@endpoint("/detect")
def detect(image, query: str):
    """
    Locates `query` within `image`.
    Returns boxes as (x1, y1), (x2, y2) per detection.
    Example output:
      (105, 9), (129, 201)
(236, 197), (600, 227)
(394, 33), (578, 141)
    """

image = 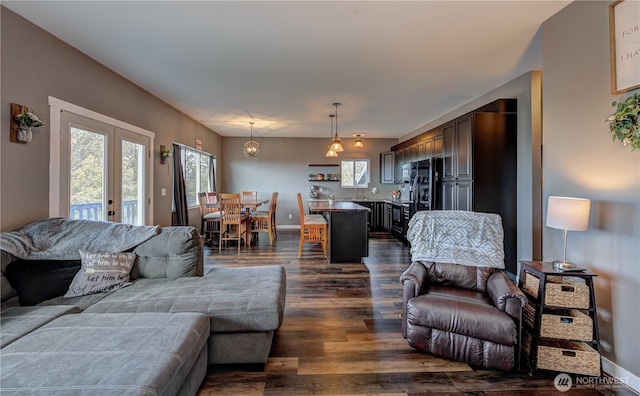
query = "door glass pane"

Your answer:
(121, 139), (145, 225)
(70, 127), (106, 221)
